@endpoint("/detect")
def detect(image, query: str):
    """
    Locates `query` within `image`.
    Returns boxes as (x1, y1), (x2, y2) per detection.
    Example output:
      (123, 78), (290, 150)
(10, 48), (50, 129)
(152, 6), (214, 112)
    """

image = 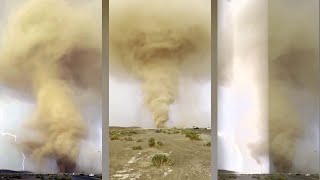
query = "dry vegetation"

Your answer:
(263, 174), (288, 180)
(151, 154), (175, 167)
(109, 127), (211, 180)
(218, 174), (237, 180)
